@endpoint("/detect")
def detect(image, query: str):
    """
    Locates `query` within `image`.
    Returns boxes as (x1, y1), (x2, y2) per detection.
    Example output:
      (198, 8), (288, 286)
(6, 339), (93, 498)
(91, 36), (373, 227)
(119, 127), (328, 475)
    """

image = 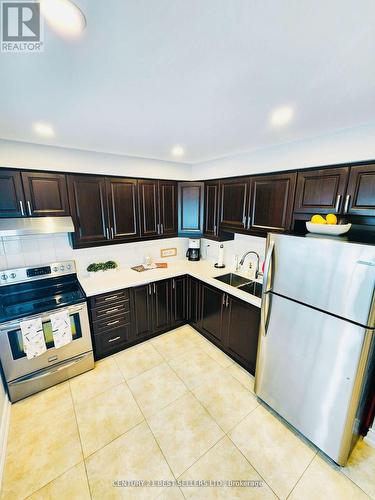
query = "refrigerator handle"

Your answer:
(262, 239), (275, 295)
(261, 292), (272, 336)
